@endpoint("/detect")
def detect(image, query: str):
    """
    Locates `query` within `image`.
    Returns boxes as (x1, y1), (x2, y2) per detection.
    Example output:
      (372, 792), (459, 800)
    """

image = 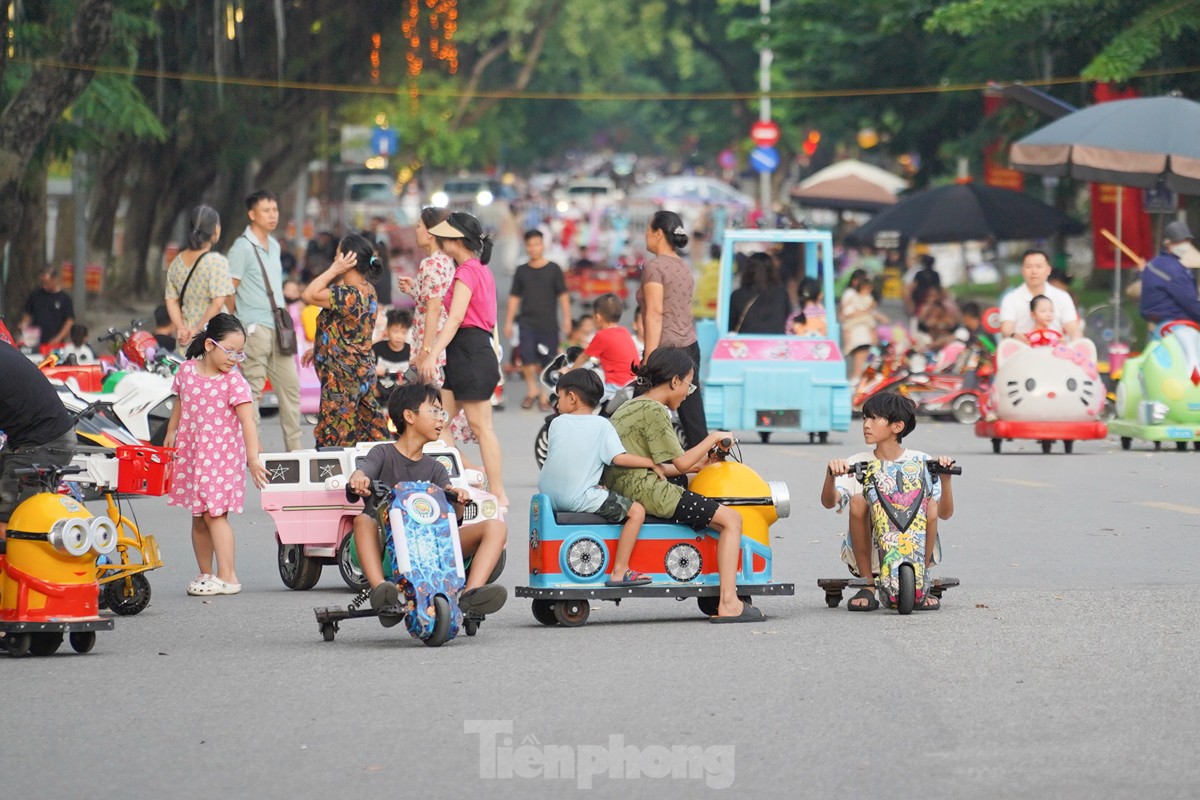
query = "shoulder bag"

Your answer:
(244, 235), (297, 355)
